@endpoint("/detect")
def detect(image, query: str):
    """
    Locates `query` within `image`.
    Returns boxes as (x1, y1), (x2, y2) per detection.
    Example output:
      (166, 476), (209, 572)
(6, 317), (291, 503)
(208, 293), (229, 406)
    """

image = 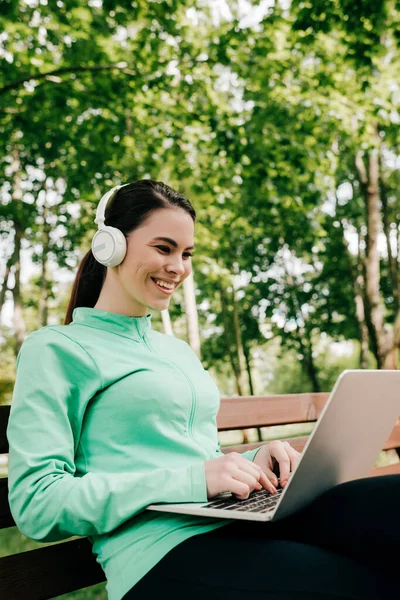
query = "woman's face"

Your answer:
(111, 207), (195, 316)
